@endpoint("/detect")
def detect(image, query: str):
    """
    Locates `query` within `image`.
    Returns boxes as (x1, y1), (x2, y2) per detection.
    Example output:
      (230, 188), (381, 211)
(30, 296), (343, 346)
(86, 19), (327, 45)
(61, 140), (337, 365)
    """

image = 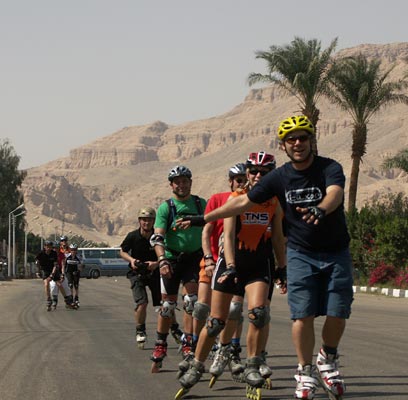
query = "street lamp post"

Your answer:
(8, 203), (24, 277)
(12, 210), (25, 278)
